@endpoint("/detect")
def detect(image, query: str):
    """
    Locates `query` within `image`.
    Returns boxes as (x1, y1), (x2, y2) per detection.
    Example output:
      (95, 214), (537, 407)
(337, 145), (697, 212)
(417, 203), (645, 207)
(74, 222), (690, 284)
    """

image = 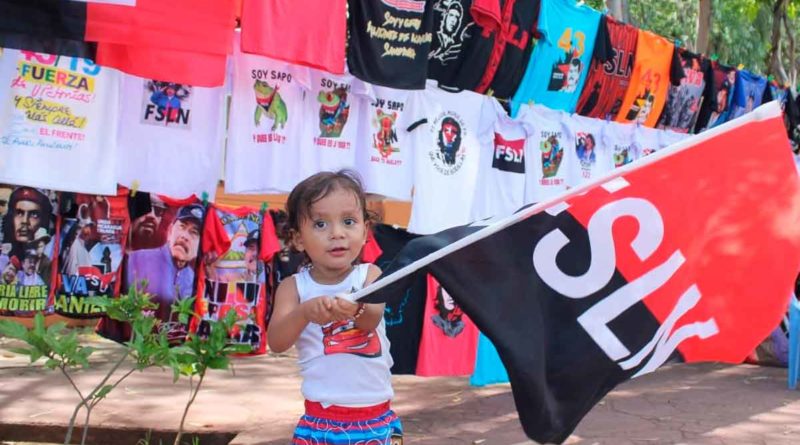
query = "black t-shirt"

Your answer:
(656, 49), (709, 133)
(427, 0), (495, 92)
(693, 61), (737, 132)
(372, 224), (427, 374)
(0, 0), (96, 59)
(481, 0), (542, 99)
(348, 0), (435, 90)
